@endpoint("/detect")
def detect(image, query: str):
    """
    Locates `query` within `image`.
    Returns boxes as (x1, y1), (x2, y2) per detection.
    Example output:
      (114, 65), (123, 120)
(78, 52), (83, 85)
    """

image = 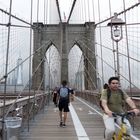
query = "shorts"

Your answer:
(58, 100), (69, 112)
